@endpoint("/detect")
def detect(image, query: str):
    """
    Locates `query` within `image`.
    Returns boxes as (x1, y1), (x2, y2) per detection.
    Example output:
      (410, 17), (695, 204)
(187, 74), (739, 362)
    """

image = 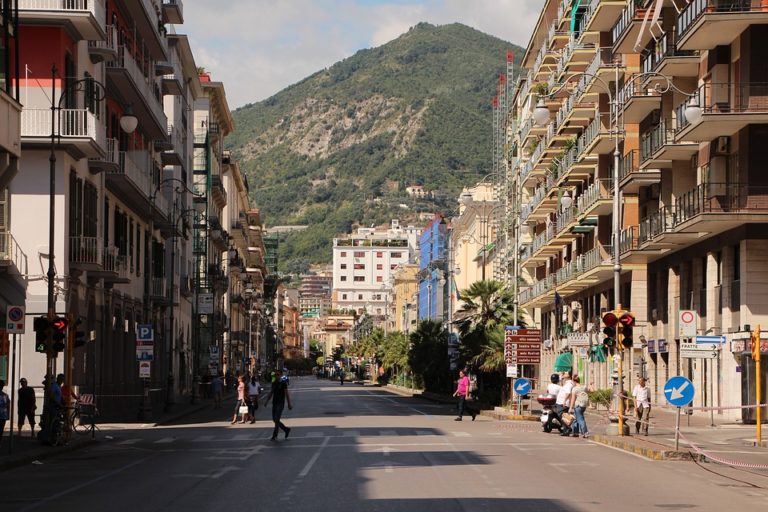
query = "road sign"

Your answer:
(197, 293), (214, 314)
(6, 305), (25, 334)
(136, 346), (154, 361)
(695, 335), (725, 344)
(678, 310), (697, 338)
(664, 376), (695, 407)
(139, 361), (151, 378)
(504, 328), (541, 365)
(681, 341), (719, 358)
(506, 365), (517, 378)
(566, 332), (590, 347)
(513, 378), (531, 395)
(209, 346), (220, 361)
(137, 324), (154, 344)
